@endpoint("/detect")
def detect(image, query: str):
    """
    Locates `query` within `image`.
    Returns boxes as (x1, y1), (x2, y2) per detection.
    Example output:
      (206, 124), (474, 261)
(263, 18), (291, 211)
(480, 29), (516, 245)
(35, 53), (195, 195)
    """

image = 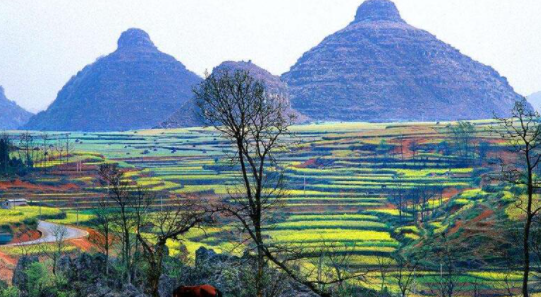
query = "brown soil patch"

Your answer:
(442, 188), (460, 199)
(374, 203), (397, 210)
(0, 179), (79, 191)
(471, 208), (494, 224)
(448, 220), (463, 236)
(296, 158), (317, 168)
(9, 230), (41, 244)
(0, 250), (16, 283)
(68, 227), (99, 253)
(68, 238), (95, 252)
